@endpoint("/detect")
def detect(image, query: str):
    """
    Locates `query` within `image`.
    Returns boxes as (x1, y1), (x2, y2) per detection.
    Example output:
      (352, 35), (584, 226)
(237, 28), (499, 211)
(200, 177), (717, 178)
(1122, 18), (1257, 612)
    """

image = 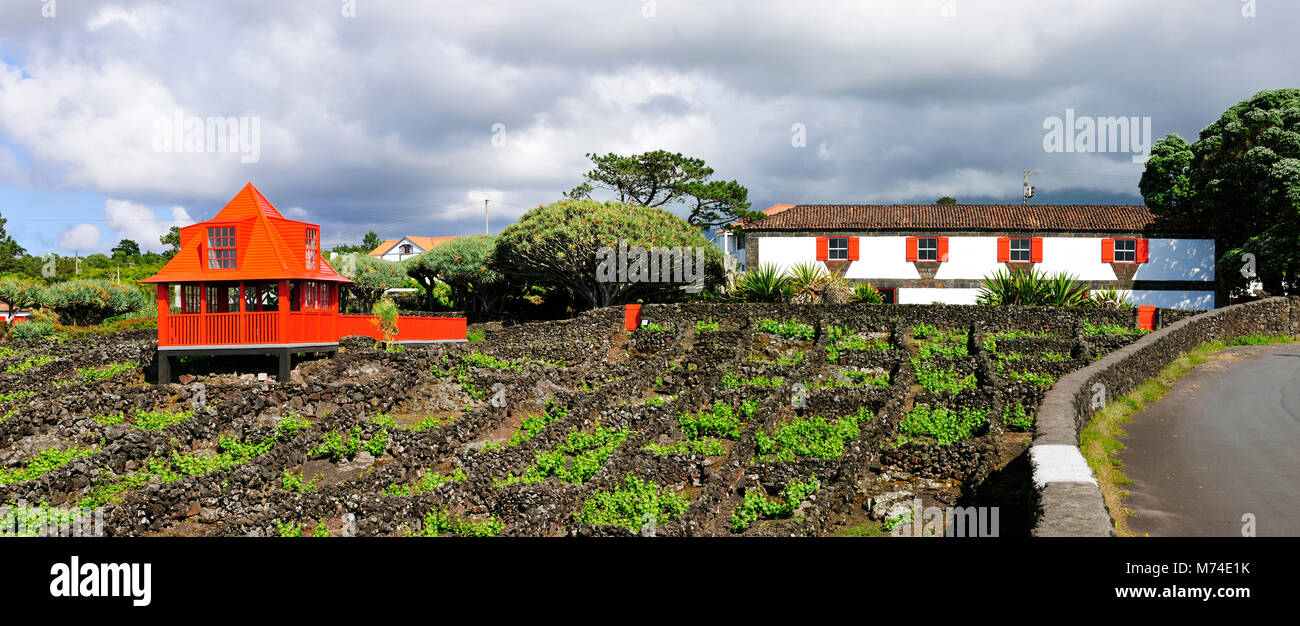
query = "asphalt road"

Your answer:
(1121, 343), (1300, 537)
